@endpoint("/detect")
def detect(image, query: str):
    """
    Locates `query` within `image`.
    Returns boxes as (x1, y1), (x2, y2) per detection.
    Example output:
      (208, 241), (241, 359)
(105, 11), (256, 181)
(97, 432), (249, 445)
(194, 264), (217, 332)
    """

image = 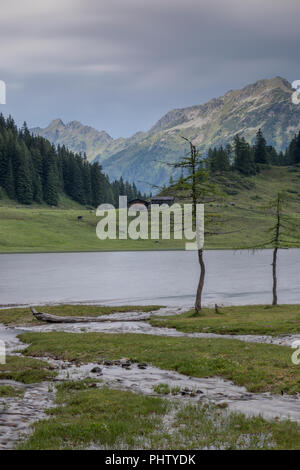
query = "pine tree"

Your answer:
(15, 143), (33, 204)
(254, 129), (269, 164)
(132, 182), (138, 199)
(208, 146), (230, 172)
(4, 156), (15, 199)
(267, 146), (279, 165)
(112, 180), (120, 207)
(125, 181), (133, 201)
(70, 156), (86, 204)
(82, 154), (92, 206)
(91, 162), (105, 207)
(119, 177), (125, 195)
(43, 149), (59, 206)
(287, 132), (300, 164)
(234, 135), (256, 175)
(0, 135), (8, 189)
(44, 167), (59, 205)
